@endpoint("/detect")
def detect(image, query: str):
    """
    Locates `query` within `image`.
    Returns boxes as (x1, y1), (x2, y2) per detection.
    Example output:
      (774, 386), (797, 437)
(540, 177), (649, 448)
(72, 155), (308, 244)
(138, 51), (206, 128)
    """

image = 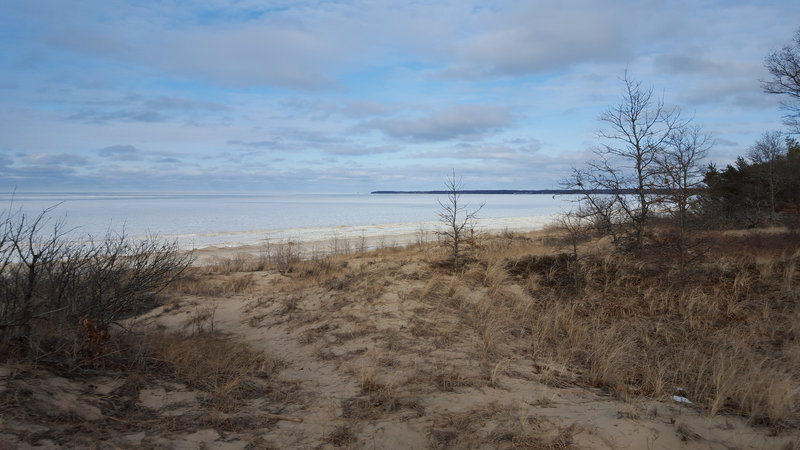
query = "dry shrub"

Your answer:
(221, 273), (257, 294)
(430, 403), (575, 449)
(263, 241), (301, 274)
(418, 275), (463, 309)
(168, 271), (256, 296)
(183, 305), (217, 334)
(531, 249), (798, 425)
(488, 423), (575, 450)
(711, 229), (800, 258)
(291, 256), (346, 286)
(0, 326), (291, 449)
(149, 332), (278, 412)
(341, 369), (406, 419)
(204, 253), (268, 274)
(432, 363), (479, 392)
(506, 253), (579, 294)
(428, 227), (800, 427)
(0, 207), (191, 352)
(325, 425), (356, 447)
(430, 404), (502, 447)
